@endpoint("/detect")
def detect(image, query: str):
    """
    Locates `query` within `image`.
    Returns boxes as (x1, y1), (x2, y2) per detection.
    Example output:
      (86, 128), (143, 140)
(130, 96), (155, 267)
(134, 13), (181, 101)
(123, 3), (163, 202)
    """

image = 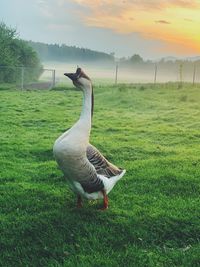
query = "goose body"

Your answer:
(53, 68), (126, 209)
